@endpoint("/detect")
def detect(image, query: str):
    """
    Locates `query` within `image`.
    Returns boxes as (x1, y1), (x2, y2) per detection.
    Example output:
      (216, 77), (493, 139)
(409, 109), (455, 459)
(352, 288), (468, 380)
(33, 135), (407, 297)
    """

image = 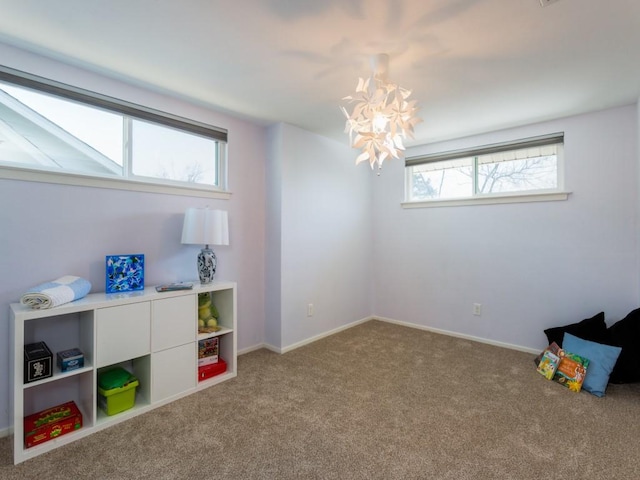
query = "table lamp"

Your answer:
(181, 208), (229, 284)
